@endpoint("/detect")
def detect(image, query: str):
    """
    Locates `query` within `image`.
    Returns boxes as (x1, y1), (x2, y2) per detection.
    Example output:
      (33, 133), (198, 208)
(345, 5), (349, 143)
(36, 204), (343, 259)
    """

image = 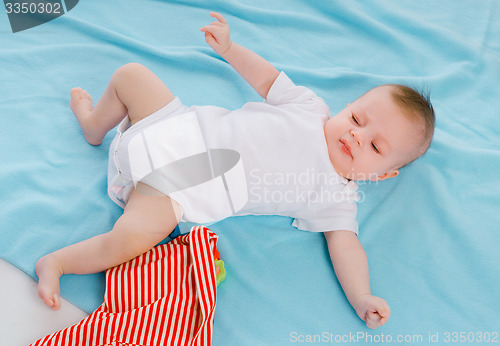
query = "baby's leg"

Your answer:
(71, 63), (175, 145)
(36, 184), (181, 310)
